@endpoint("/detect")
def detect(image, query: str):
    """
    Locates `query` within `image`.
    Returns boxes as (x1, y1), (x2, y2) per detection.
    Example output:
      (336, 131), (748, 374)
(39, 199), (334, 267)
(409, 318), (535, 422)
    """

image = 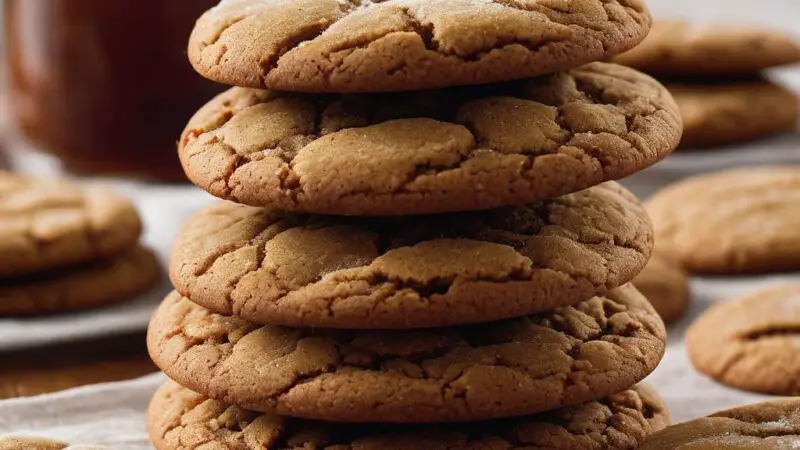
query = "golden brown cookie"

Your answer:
(640, 399), (800, 450)
(668, 80), (798, 149)
(686, 284), (800, 396)
(148, 380), (669, 450)
(646, 167), (800, 274)
(171, 182), (653, 329)
(189, 0), (652, 92)
(0, 437), (68, 450)
(180, 62), (681, 215)
(613, 19), (800, 76)
(0, 245), (161, 316)
(147, 284), (666, 423)
(632, 253), (690, 324)
(0, 172), (142, 278)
